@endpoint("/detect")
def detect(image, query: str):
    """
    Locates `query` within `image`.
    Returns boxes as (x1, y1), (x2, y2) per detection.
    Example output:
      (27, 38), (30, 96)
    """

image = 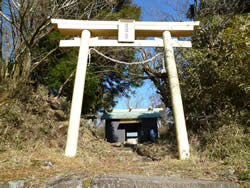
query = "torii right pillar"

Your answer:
(163, 31), (190, 160)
